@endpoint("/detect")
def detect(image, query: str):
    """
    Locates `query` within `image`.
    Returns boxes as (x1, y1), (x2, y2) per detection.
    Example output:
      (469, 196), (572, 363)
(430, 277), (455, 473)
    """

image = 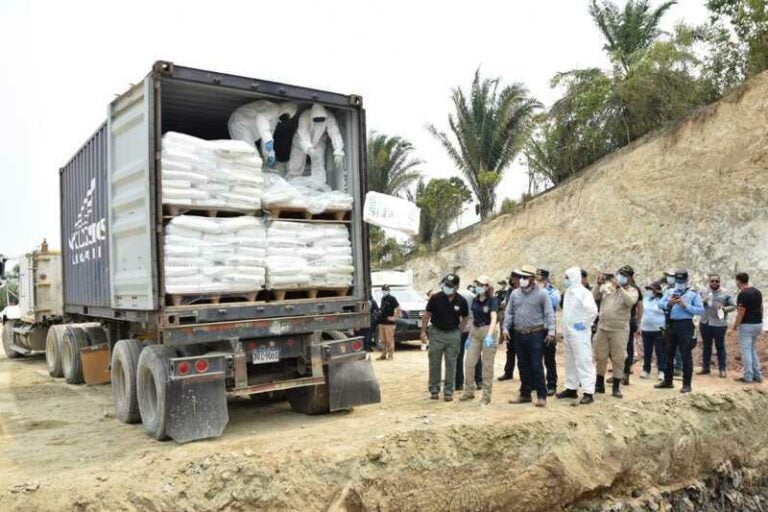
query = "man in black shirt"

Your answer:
(498, 273), (520, 381)
(733, 272), (764, 383)
(421, 274), (470, 401)
(377, 285), (400, 361)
